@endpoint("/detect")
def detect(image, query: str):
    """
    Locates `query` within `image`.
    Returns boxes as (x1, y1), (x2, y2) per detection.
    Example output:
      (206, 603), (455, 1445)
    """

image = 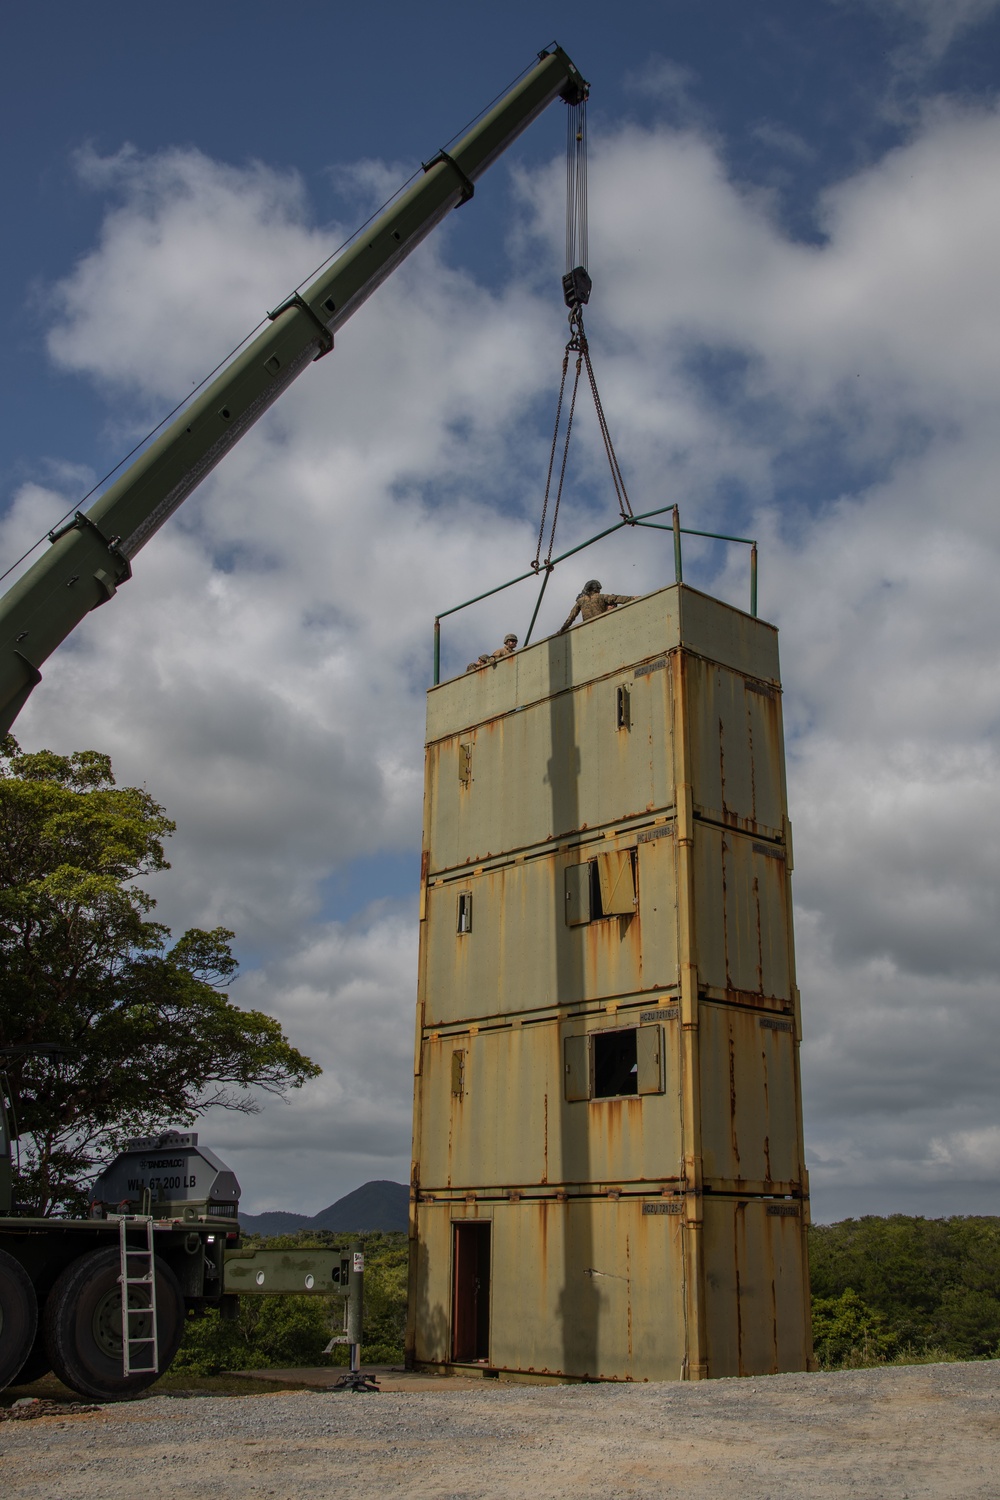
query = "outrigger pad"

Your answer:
(331, 1372), (381, 1393)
